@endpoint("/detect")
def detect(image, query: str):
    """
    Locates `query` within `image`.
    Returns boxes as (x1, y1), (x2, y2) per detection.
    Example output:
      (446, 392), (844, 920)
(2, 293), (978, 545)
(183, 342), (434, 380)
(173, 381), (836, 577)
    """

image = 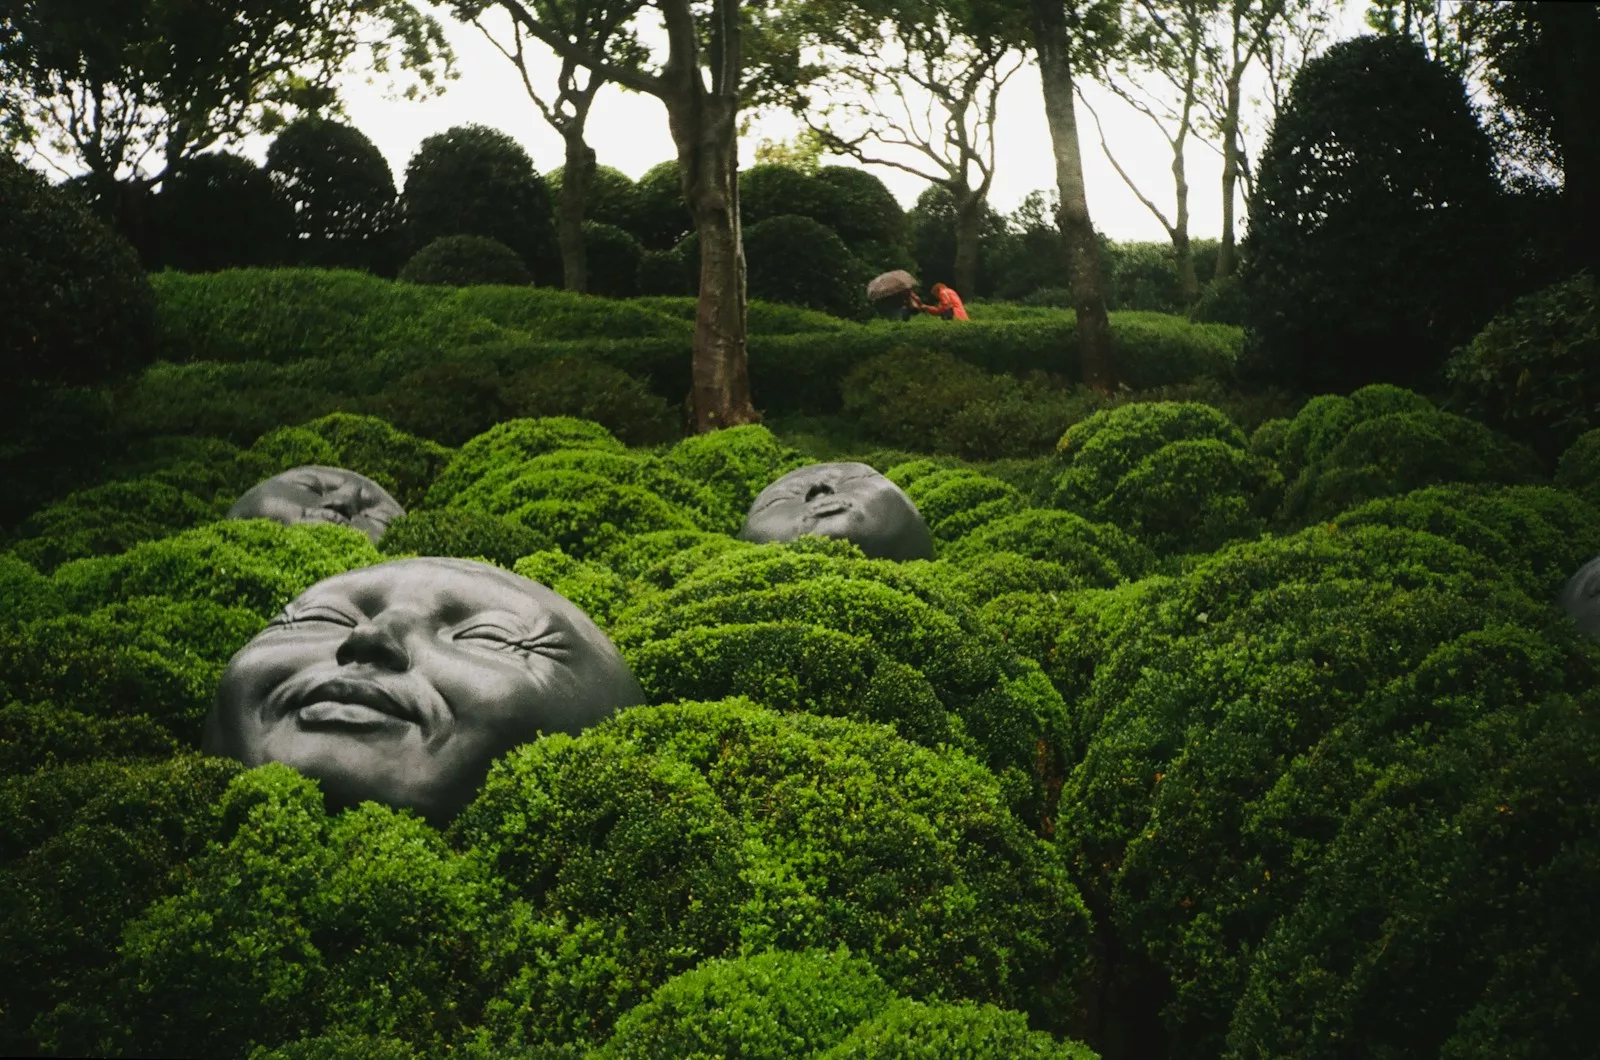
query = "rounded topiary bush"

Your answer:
(424, 417), (626, 508)
(744, 214), (867, 319)
(1053, 401), (1247, 511)
(1445, 270), (1599, 459)
(660, 425), (810, 533)
(6, 478), (223, 572)
(897, 467), (1026, 543)
(942, 508), (1154, 585)
(252, 412), (452, 510)
(823, 997), (1100, 1059)
(1555, 429), (1600, 510)
(581, 220), (645, 298)
(151, 151), (292, 272)
(266, 116), (400, 274)
(0, 155), (156, 389)
(398, 234), (533, 287)
(455, 698), (1089, 1054)
(593, 949), (894, 1060)
(500, 357), (678, 447)
(376, 509), (545, 569)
